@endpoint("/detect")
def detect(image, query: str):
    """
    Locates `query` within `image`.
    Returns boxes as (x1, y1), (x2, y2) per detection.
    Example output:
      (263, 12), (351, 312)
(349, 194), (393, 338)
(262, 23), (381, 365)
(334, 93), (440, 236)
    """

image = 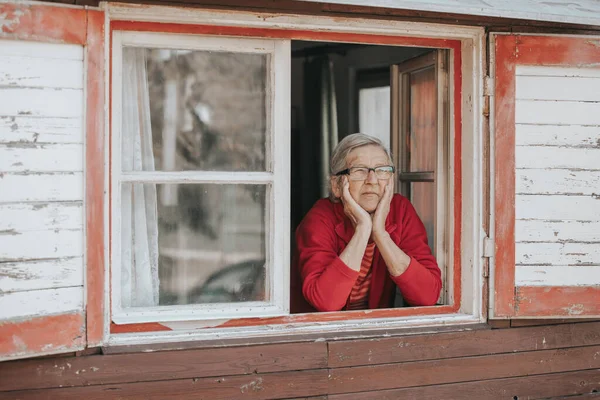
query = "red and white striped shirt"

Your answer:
(346, 242), (376, 310)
